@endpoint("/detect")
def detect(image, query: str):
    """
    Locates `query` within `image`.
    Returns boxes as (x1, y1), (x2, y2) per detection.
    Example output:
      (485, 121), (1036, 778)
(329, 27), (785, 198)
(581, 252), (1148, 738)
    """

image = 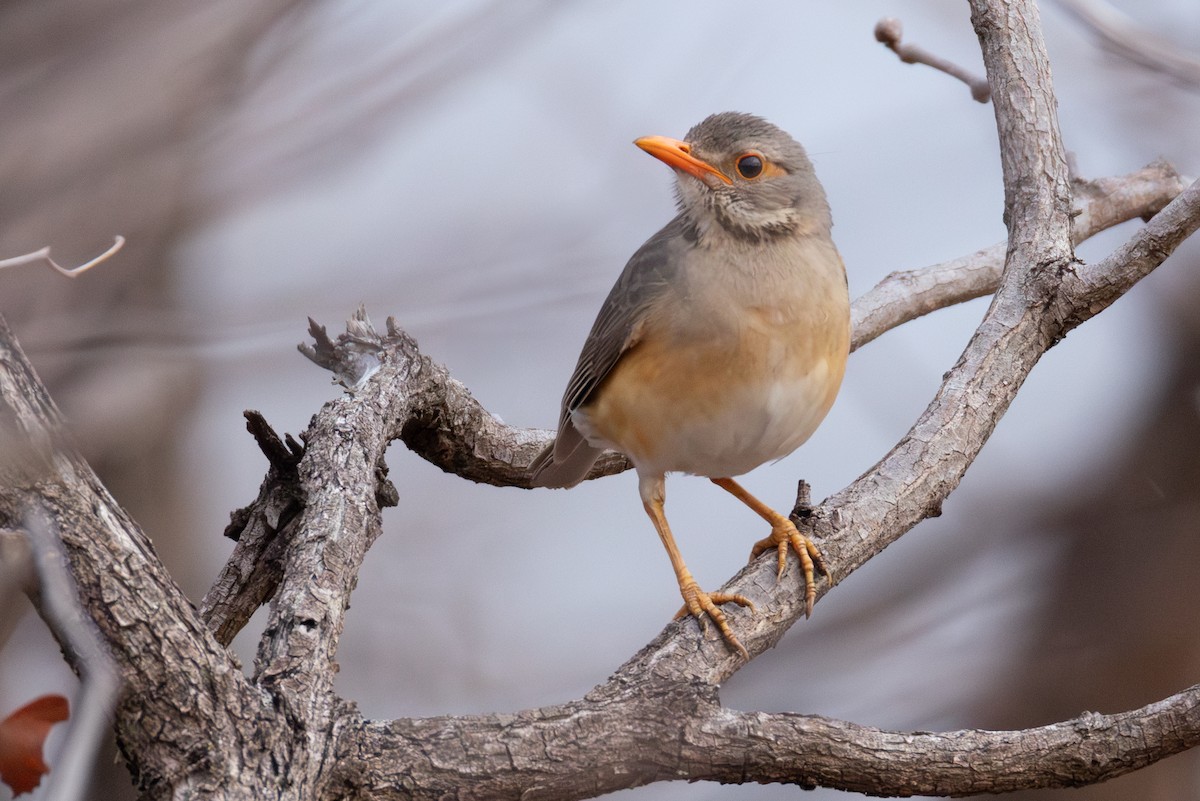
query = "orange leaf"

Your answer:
(0, 695), (70, 796)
